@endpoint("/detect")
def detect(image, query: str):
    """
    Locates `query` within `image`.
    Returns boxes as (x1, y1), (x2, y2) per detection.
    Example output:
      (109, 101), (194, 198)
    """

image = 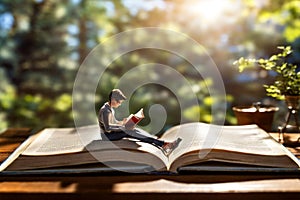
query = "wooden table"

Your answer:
(0, 128), (300, 200)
